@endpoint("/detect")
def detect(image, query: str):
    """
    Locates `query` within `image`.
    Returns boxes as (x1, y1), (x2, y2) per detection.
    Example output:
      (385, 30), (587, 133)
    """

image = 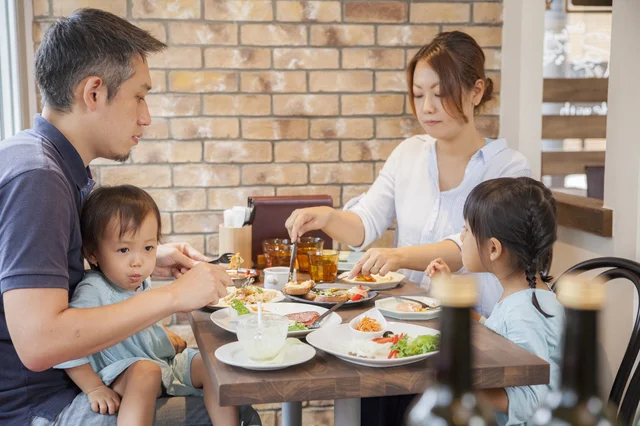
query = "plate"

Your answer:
(206, 286), (285, 310)
(306, 322), (439, 368)
(338, 271), (404, 290)
(210, 303), (343, 337)
(215, 340), (316, 371)
(284, 284), (378, 308)
(375, 296), (441, 321)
